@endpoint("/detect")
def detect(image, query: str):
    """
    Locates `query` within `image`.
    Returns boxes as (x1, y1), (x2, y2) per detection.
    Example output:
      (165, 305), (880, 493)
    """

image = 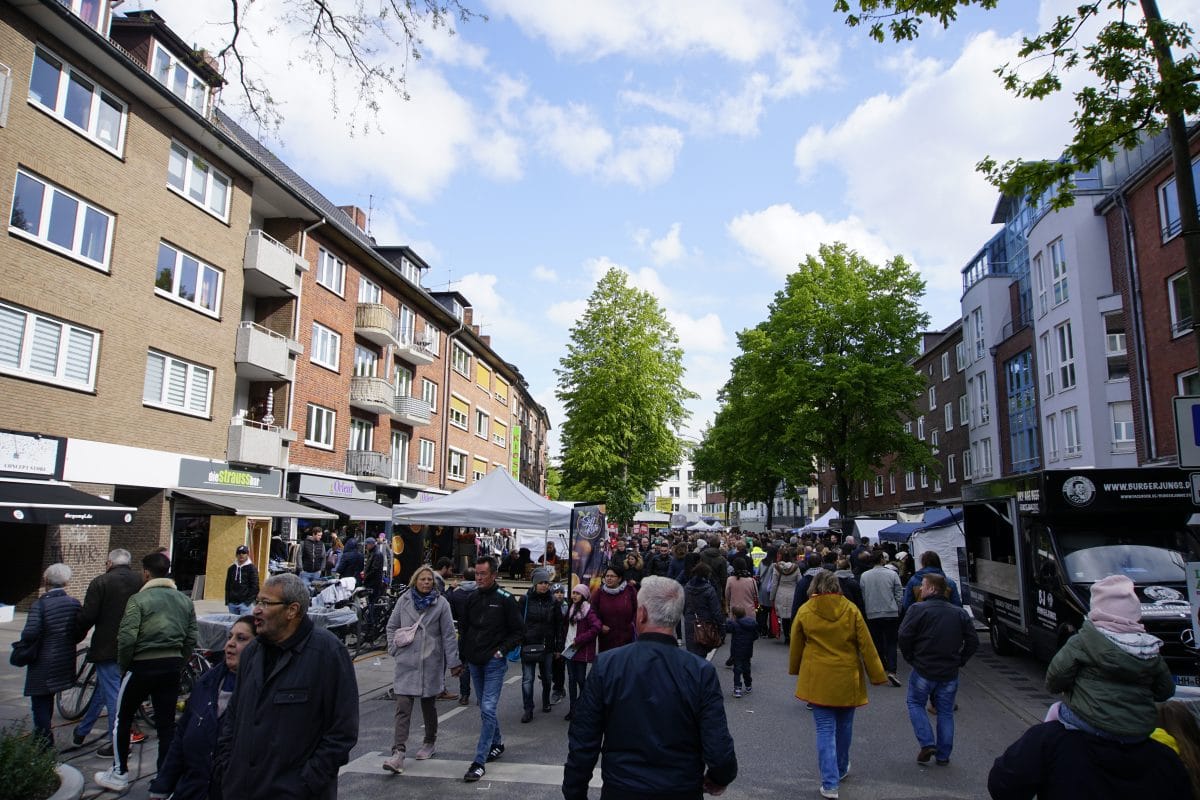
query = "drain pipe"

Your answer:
(283, 217), (326, 507)
(440, 319), (467, 490)
(1116, 193), (1156, 460)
